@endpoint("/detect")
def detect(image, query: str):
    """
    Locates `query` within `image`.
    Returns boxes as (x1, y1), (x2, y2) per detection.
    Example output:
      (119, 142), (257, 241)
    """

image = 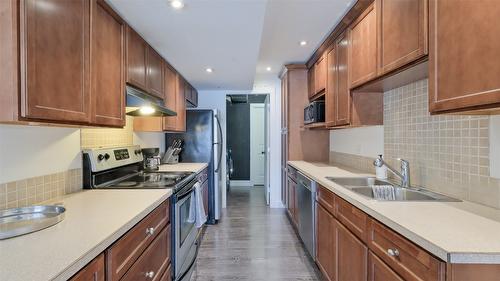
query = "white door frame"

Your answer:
(250, 103), (266, 186)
